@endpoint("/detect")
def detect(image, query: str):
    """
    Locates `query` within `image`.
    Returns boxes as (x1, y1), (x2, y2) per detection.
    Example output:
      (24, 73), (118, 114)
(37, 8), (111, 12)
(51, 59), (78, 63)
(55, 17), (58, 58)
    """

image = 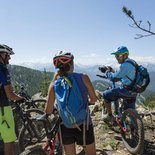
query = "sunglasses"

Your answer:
(115, 54), (123, 58)
(53, 56), (72, 67)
